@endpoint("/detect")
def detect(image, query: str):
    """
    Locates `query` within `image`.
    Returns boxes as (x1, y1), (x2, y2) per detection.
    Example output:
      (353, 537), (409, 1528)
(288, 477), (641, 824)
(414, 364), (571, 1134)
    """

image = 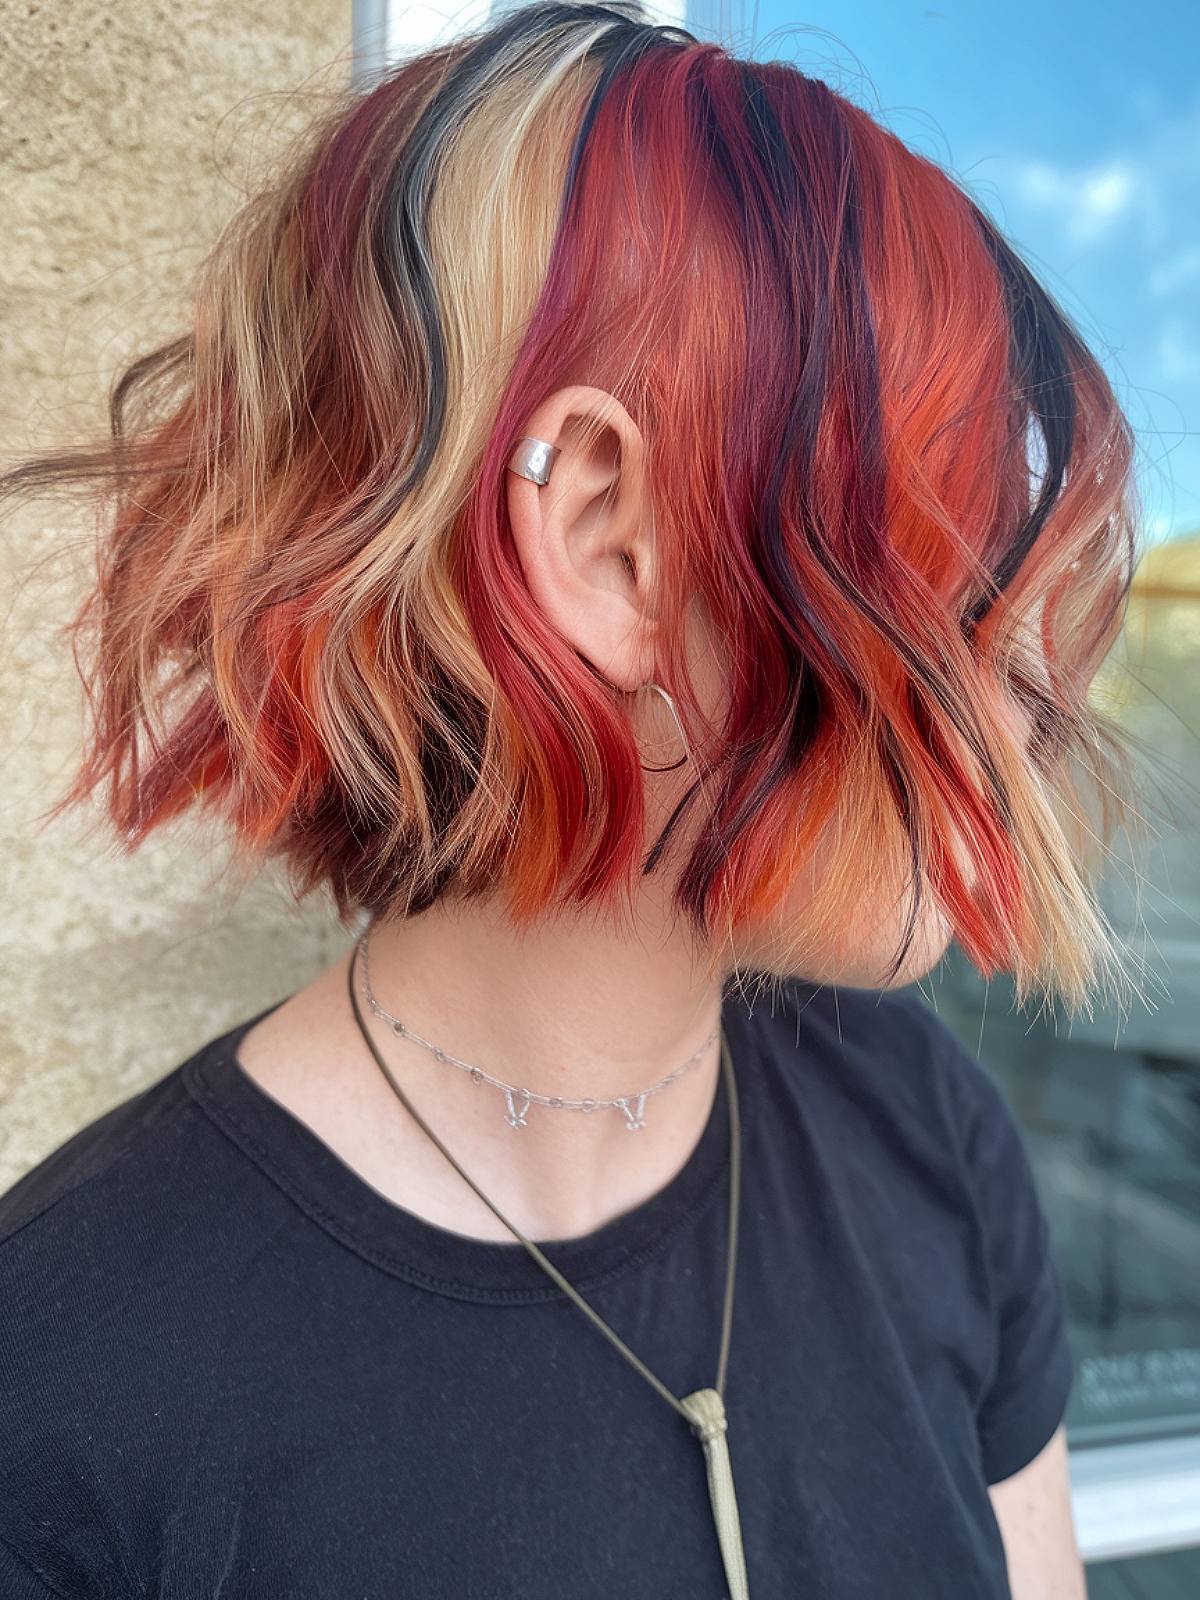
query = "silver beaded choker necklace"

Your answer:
(356, 927), (718, 1132)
